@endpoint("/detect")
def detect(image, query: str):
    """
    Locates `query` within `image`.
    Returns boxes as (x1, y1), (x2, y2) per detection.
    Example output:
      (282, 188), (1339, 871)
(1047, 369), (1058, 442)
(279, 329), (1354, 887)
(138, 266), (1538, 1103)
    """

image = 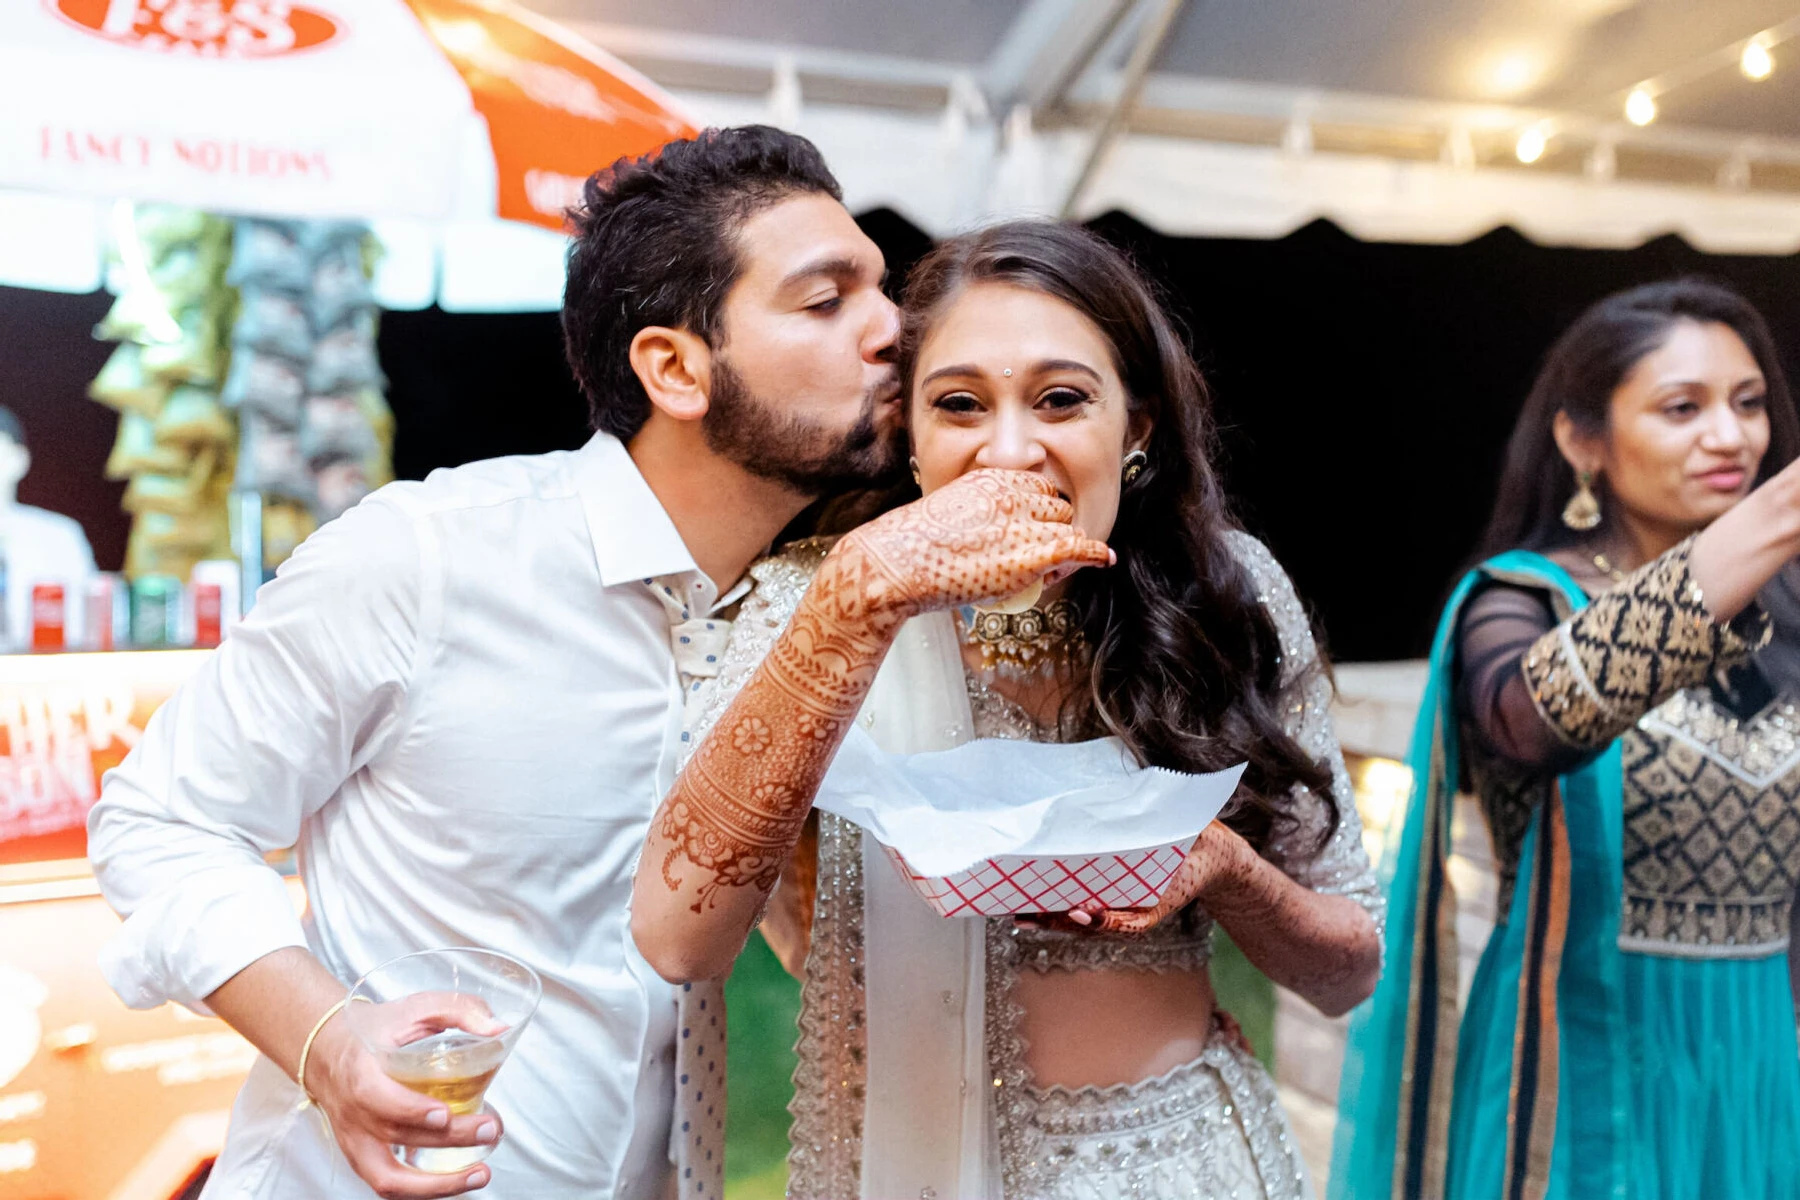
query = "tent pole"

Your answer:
(985, 0), (1135, 117)
(1059, 0), (1187, 220)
